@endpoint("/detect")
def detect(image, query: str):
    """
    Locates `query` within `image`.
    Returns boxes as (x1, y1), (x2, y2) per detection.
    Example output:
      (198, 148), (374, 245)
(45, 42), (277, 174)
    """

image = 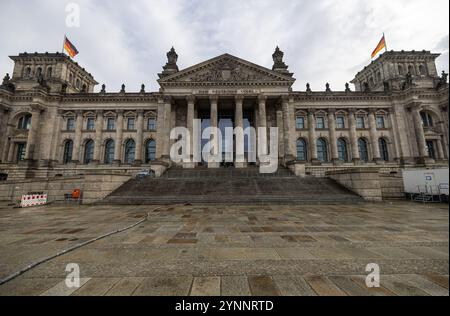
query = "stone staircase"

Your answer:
(103, 166), (363, 205)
